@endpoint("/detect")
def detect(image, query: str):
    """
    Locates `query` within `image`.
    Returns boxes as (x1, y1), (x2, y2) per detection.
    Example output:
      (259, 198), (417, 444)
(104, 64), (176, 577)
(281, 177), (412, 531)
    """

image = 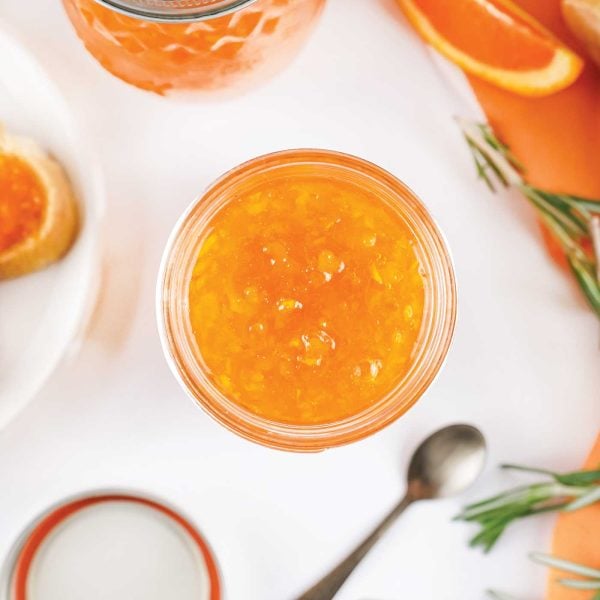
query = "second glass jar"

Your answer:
(63, 0), (326, 95)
